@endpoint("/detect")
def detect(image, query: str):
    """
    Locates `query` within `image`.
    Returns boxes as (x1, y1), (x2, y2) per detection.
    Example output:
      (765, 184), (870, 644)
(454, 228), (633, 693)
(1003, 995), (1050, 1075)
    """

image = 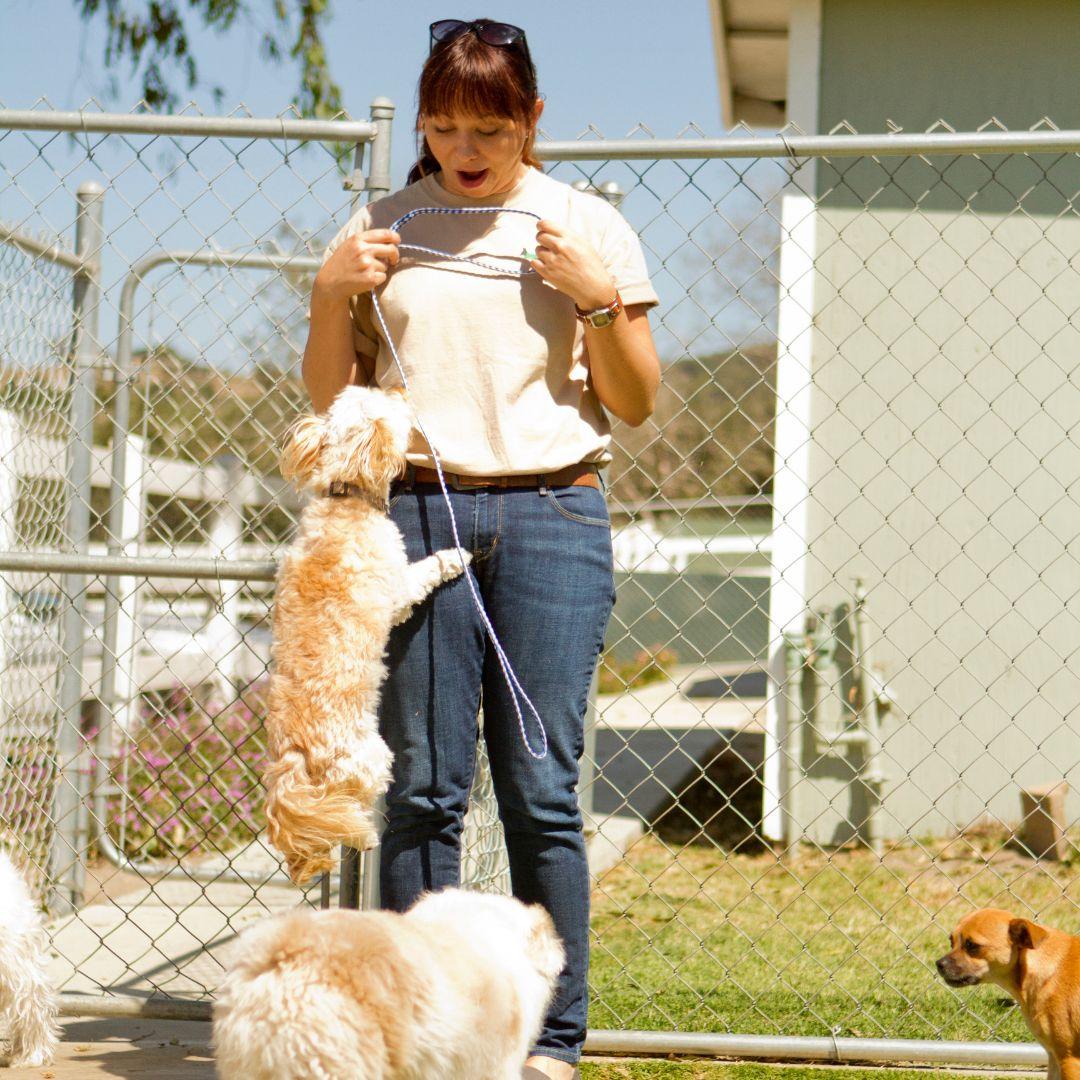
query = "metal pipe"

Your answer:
(536, 130), (1080, 161)
(778, 637), (803, 853)
(50, 180), (105, 915)
(59, 994), (213, 1021)
(0, 110), (376, 143)
(0, 551), (277, 580)
(8, 109), (1080, 160)
(584, 1030), (1048, 1067)
(89, 244), (319, 890)
(851, 579), (886, 856)
(49, 998), (1051, 1070)
(0, 220), (93, 274)
(89, 823), (295, 887)
(344, 99), (395, 916)
(366, 98), (395, 202)
(8, 108), (1080, 159)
